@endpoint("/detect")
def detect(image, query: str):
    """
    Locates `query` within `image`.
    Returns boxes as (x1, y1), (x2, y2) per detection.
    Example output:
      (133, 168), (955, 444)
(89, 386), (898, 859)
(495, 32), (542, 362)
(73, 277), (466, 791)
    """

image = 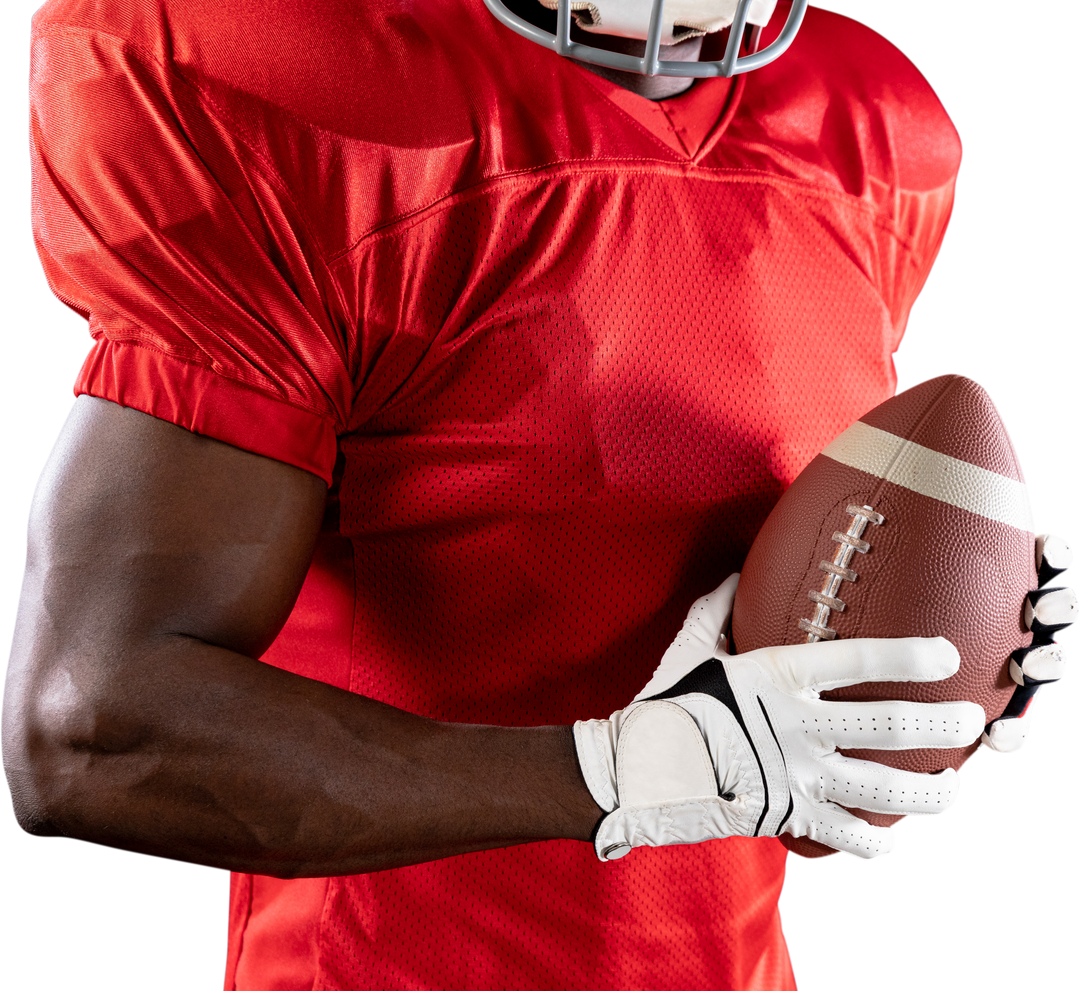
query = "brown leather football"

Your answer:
(731, 375), (1035, 857)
